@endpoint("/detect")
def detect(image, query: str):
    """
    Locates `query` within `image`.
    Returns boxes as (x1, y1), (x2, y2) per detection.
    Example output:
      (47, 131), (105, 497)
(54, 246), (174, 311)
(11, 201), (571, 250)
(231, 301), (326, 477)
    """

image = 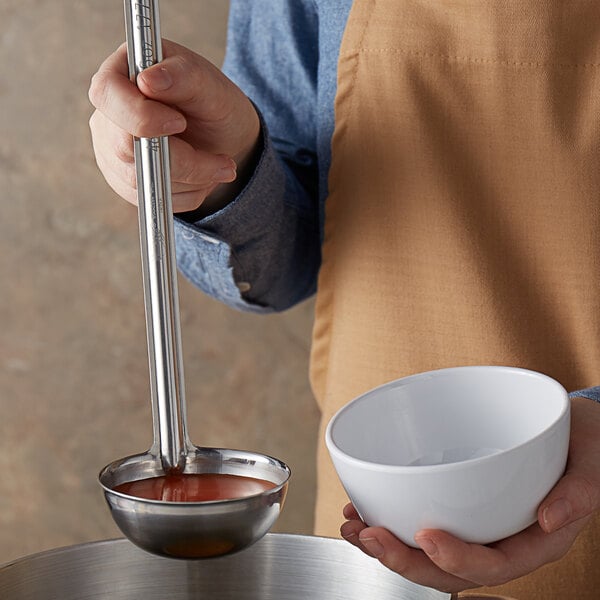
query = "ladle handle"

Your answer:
(124, 0), (189, 471)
